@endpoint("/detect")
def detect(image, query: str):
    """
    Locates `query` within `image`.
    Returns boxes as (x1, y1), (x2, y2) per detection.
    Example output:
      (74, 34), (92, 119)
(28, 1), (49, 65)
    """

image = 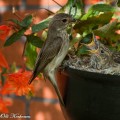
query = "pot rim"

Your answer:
(65, 66), (120, 82)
